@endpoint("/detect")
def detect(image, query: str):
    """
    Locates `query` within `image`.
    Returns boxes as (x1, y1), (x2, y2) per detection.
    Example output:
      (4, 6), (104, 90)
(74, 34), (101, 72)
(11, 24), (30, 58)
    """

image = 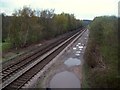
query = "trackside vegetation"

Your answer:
(83, 16), (119, 88)
(2, 6), (83, 52)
